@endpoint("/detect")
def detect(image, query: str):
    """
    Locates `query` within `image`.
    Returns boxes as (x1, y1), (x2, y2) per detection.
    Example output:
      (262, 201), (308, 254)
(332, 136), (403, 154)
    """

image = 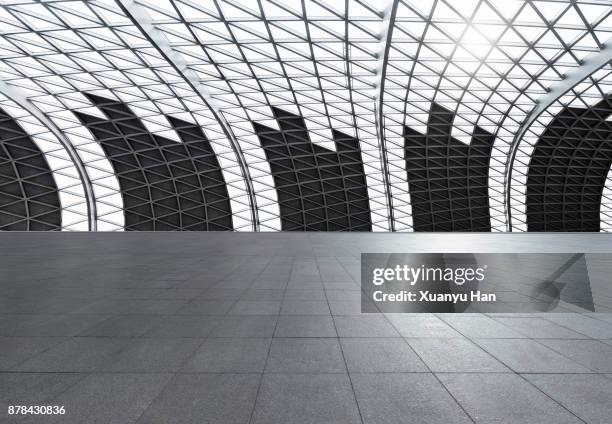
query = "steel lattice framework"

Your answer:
(0, 0), (611, 232)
